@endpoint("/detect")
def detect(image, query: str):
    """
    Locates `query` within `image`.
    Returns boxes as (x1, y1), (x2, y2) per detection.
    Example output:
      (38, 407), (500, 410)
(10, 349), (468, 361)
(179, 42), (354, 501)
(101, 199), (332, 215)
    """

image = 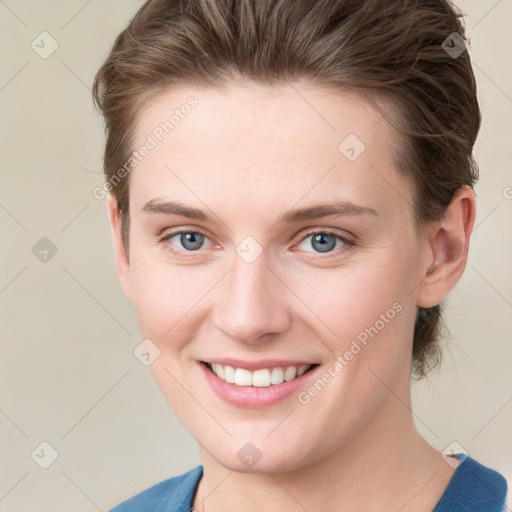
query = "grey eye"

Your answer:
(174, 232), (206, 251)
(297, 232), (346, 254)
(310, 233), (337, 253)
